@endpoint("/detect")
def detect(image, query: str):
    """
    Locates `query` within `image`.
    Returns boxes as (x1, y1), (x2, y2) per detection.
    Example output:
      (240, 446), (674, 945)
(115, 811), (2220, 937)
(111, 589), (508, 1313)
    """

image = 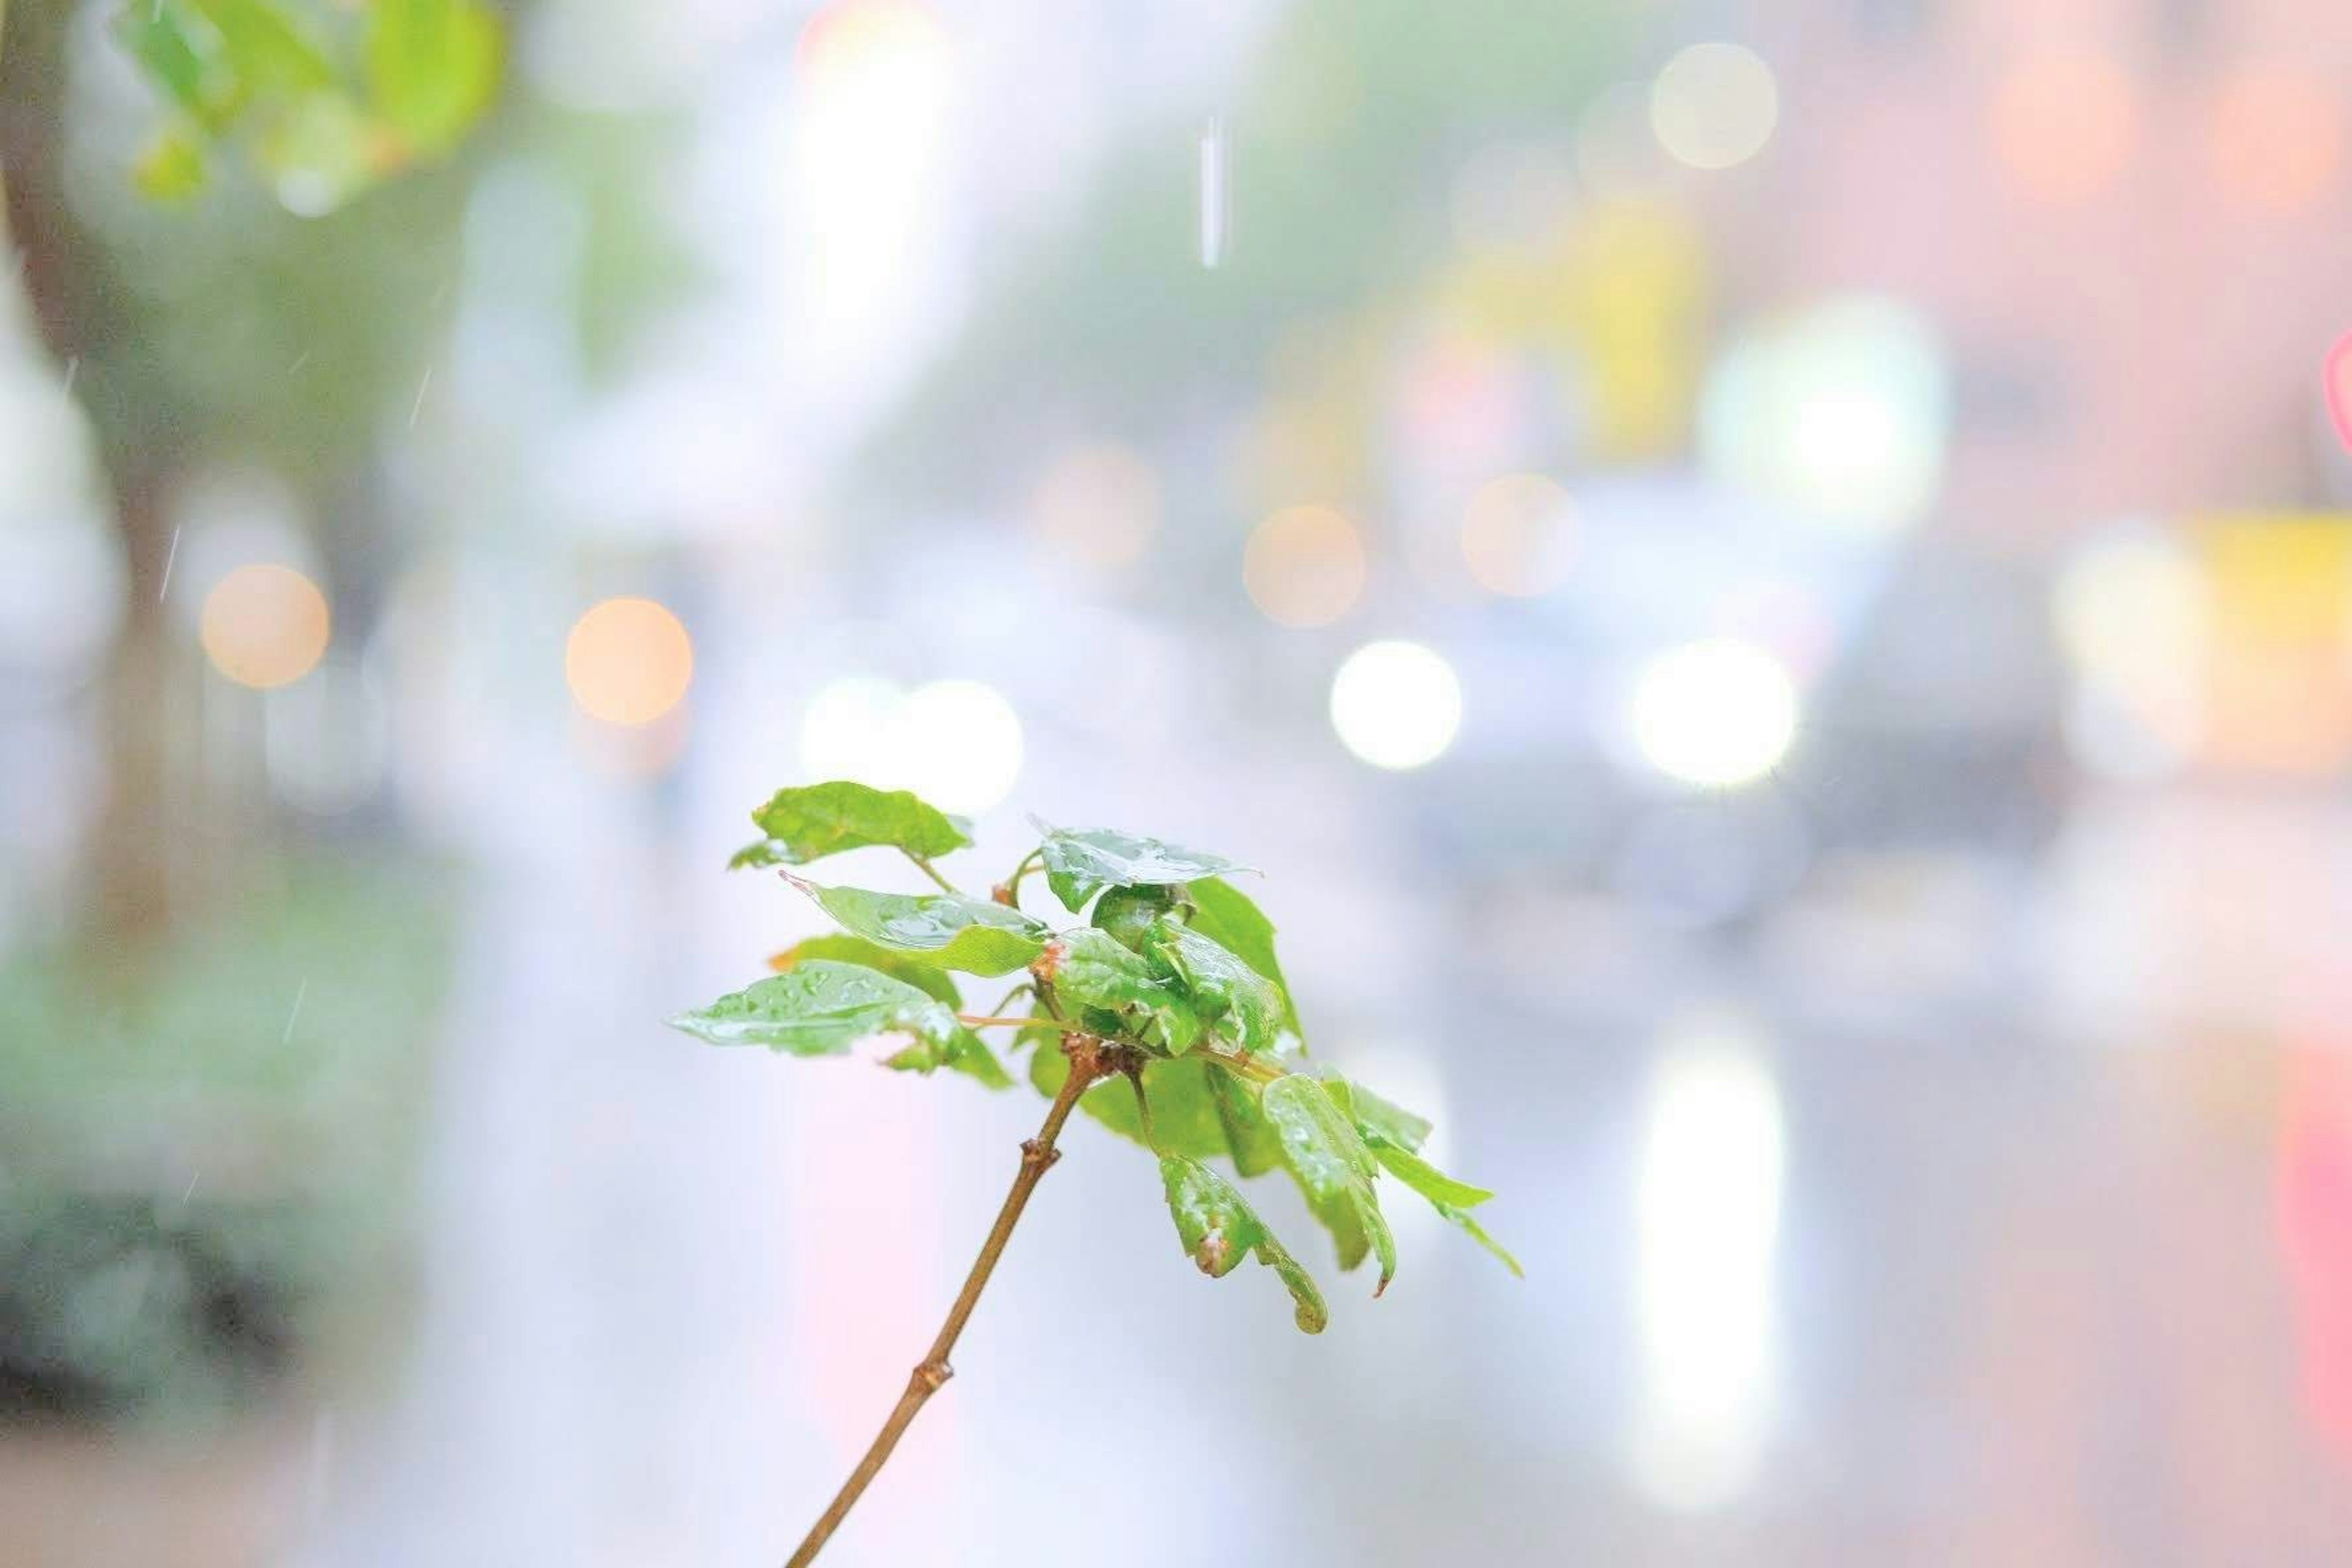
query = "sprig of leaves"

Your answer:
(677, 780), (1517, 1332)
(118, 0), (503, 213)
